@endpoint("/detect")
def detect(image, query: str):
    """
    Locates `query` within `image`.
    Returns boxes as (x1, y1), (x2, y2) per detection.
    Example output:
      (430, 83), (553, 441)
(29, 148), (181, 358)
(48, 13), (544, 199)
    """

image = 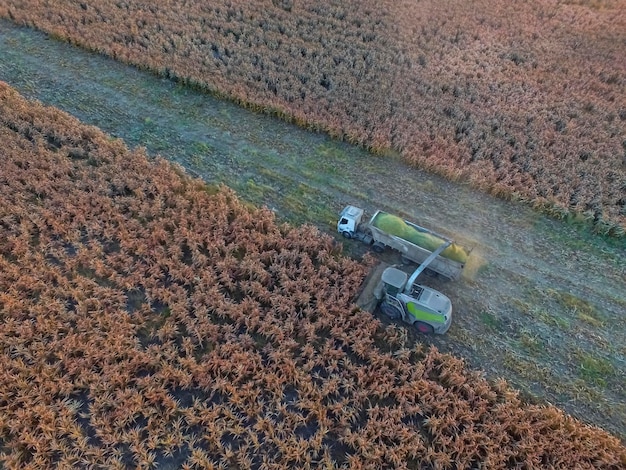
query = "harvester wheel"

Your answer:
(380, 301), (401, 320)
(415, 321), (434, 334)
